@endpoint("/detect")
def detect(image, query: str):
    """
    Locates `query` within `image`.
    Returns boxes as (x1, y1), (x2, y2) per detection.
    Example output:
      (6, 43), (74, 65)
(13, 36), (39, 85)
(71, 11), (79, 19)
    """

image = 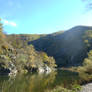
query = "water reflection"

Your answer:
(0, 72), (57, 92)
(0, 70), (80, 92)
